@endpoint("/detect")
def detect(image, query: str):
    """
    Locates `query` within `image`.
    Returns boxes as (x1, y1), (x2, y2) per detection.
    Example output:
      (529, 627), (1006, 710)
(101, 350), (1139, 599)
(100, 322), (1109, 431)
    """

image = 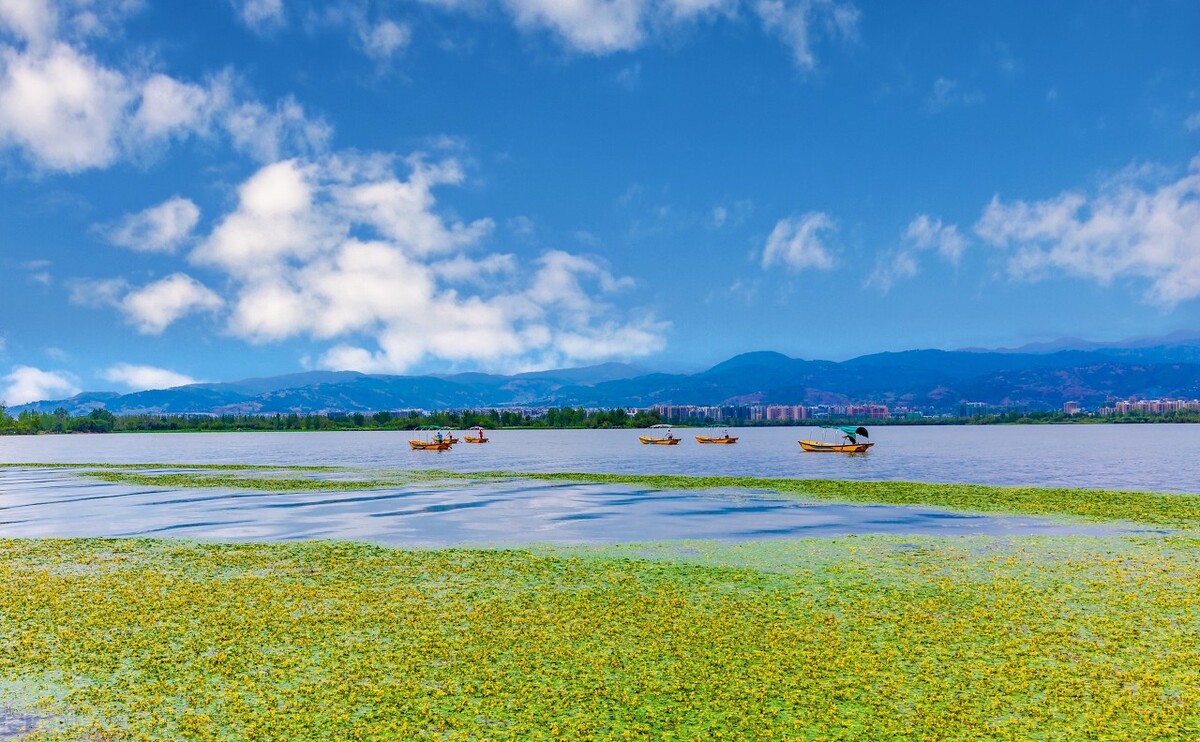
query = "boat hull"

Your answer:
(798, 440), (873, 453)
(410, 440), (452, 450)
(463, 436), (488, 443)
(639, 436), (681, 445)
(695, 436), (738, 444)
